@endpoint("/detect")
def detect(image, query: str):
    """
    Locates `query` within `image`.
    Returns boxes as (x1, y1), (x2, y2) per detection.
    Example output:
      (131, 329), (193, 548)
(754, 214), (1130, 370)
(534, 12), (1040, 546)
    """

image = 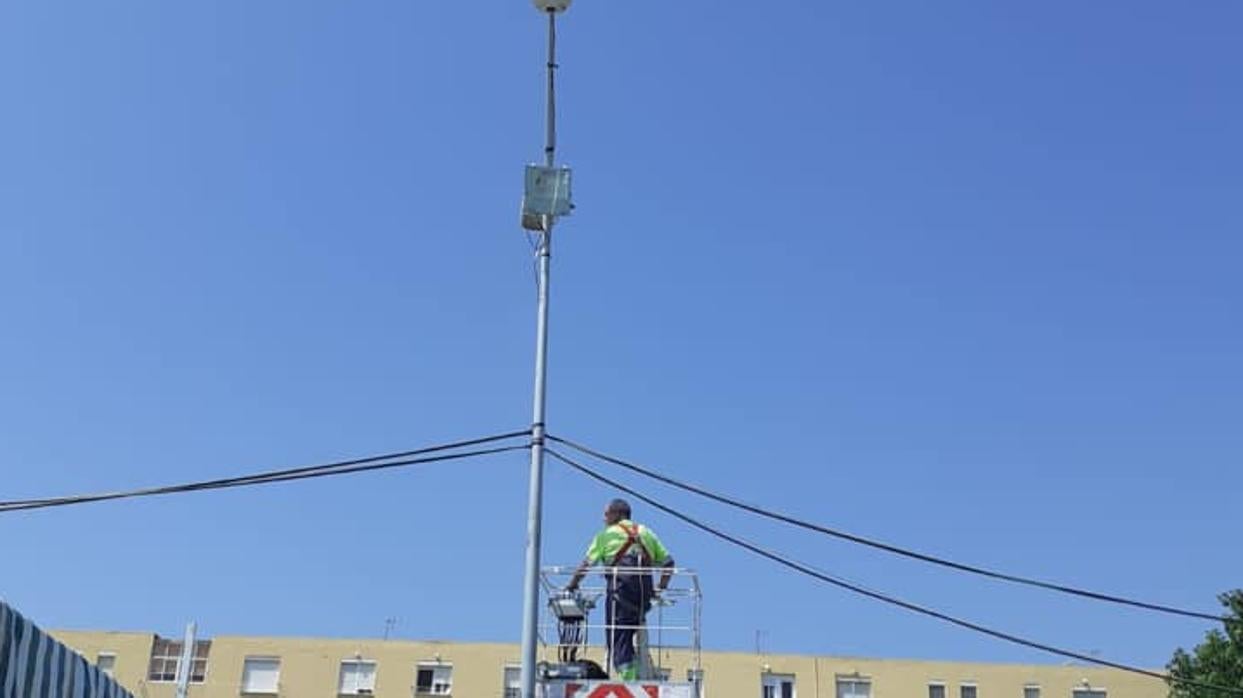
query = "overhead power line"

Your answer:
(548, 434), (1227, 624)
(546, 448), (1240, 695)
(0, 430), (531, 513)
